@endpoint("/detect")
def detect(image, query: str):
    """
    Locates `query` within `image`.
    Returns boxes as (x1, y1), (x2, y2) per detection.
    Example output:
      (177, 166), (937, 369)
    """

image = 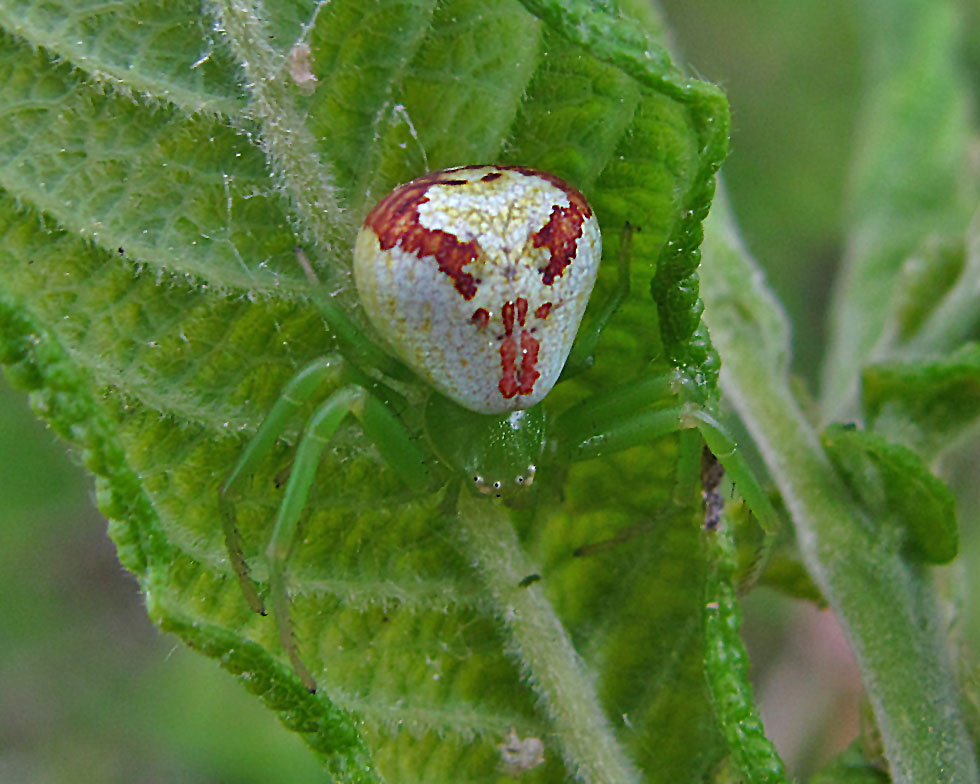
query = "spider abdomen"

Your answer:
(354, 165), (602, 415)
